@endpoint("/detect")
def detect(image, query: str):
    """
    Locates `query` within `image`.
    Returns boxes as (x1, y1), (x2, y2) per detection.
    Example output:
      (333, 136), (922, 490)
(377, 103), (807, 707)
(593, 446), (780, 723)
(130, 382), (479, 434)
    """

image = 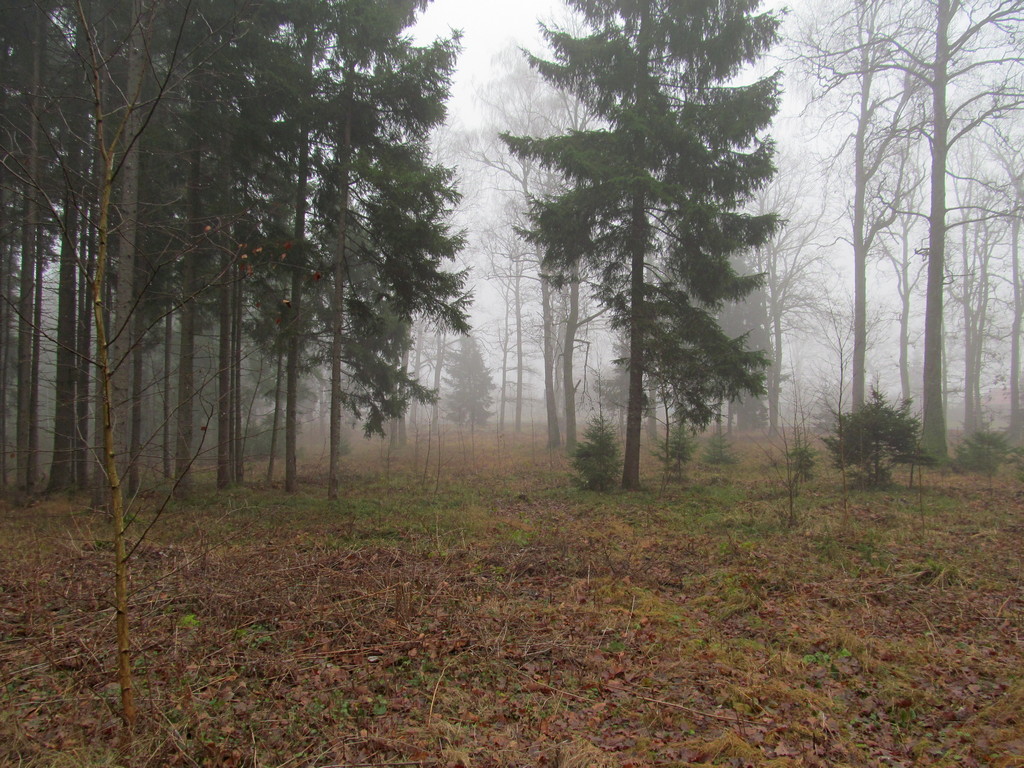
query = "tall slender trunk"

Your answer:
(232, 267), (244, 481)
(768, 306), (783, 436)
(894, 216), (914, 403)
(498, 316), (509, 434)
(111, 0), (143, 497)
(541, 276), (561, 449)
(284, 37), (314, 493)
(622, 194), (647, 489)
(921, 0), (950, 459)
(851, 44), (872, 412)
(266, 352), (283, 482)
(563, 270), (579, 451)
(1010, 210), (1022, 444)
(431, 333), (446, 430)
(49, 184), (80, 491)
(128, 313), (143, 496)
(30, 227), (44, 489)
(16, 9), (43, 493)
(76, 205), (96, 488)
(0, 182), (9, 490)
(175, 120), (201, 496)
(396, 346), (409, 447)
(217, 250), (232, 488)
(328, 109), (352, 501)
(0, 45), (8, 490)
(409, 324), (424, 427)
(162, 312), (173, 478)
(94, 144), (137, 732)
(514, 271), (524, 433)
